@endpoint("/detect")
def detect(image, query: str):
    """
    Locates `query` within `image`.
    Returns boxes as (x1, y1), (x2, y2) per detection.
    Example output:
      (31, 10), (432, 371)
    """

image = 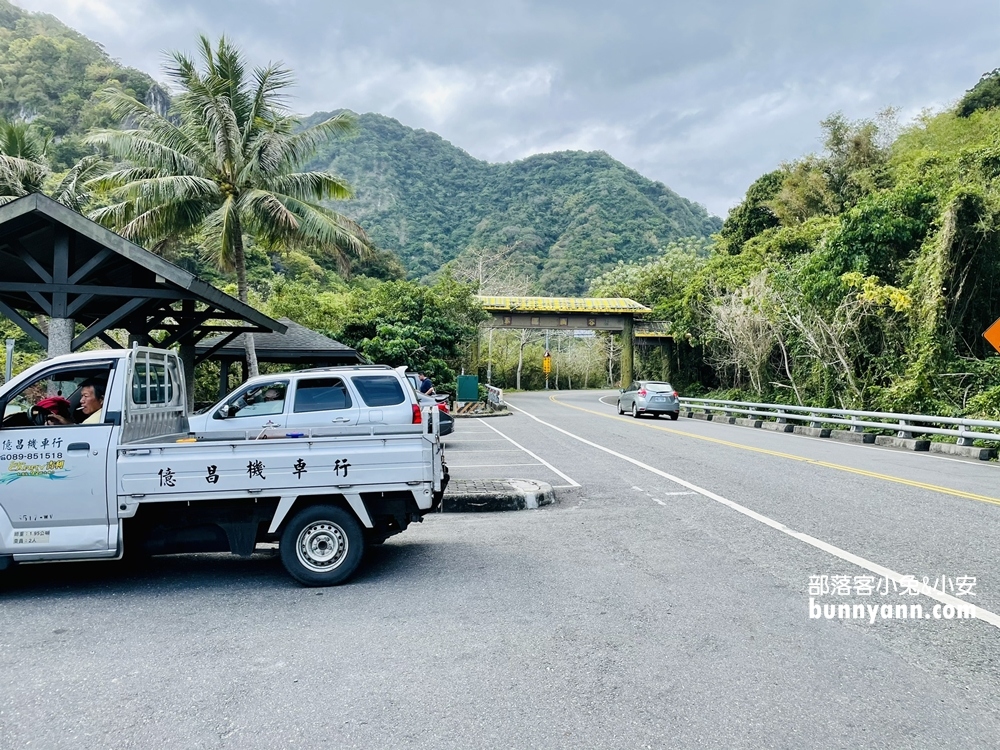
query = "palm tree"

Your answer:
(86, 35), (369, 376)
(0, 118), (48, 203)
